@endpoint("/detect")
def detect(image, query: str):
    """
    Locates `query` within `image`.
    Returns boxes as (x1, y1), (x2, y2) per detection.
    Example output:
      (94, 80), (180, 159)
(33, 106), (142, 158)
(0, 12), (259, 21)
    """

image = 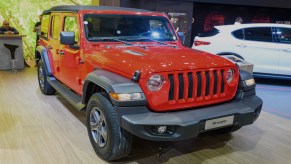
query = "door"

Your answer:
(58, 14), (82, 94)
(275, 27), (291, 76)
(236, 27), (279, 74)
(47, 14), (62, 78)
